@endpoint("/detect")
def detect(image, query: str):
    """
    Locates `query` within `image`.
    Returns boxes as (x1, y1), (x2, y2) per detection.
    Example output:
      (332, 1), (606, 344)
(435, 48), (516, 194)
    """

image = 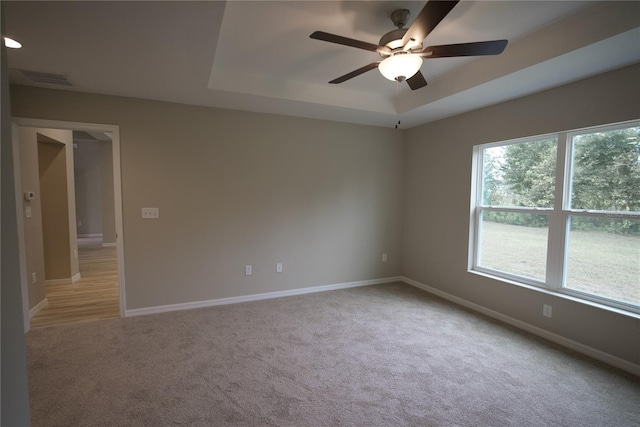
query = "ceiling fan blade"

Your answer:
(406, 71), (428, 90)
(420, 40), (508, 58)
(311, 31), (391, 55)
(402, 1), (459, 47)
(329, 62), (381, 84)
